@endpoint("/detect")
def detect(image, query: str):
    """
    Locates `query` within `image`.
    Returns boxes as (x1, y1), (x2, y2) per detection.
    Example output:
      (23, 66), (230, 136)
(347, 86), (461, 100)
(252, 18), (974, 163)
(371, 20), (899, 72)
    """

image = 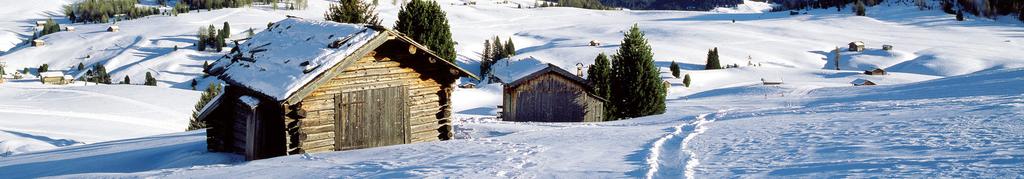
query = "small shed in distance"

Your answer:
(864, 68), (886, 75)
(848, 41), (865, 52)
(589, 40), (601, 46)
(851, 78), (876, 86)
(882, 44), (893, 51)
(65, 26), (76, 32)
(502, 64), (607, 122)
(107, 26), (119, 32)
(40, 71), (72, 85)
(31, 40), (45, 47)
